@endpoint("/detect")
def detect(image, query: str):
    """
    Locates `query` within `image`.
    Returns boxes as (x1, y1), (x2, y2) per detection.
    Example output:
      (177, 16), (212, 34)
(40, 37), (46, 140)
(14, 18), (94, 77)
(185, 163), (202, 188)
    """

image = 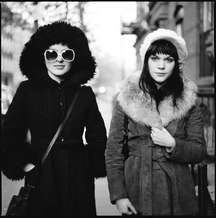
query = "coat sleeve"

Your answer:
(1, 81), (32, 180)
(164, 104), (207, 164)
(85, 87), (107, 178)
(105, 98), (128, 204)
